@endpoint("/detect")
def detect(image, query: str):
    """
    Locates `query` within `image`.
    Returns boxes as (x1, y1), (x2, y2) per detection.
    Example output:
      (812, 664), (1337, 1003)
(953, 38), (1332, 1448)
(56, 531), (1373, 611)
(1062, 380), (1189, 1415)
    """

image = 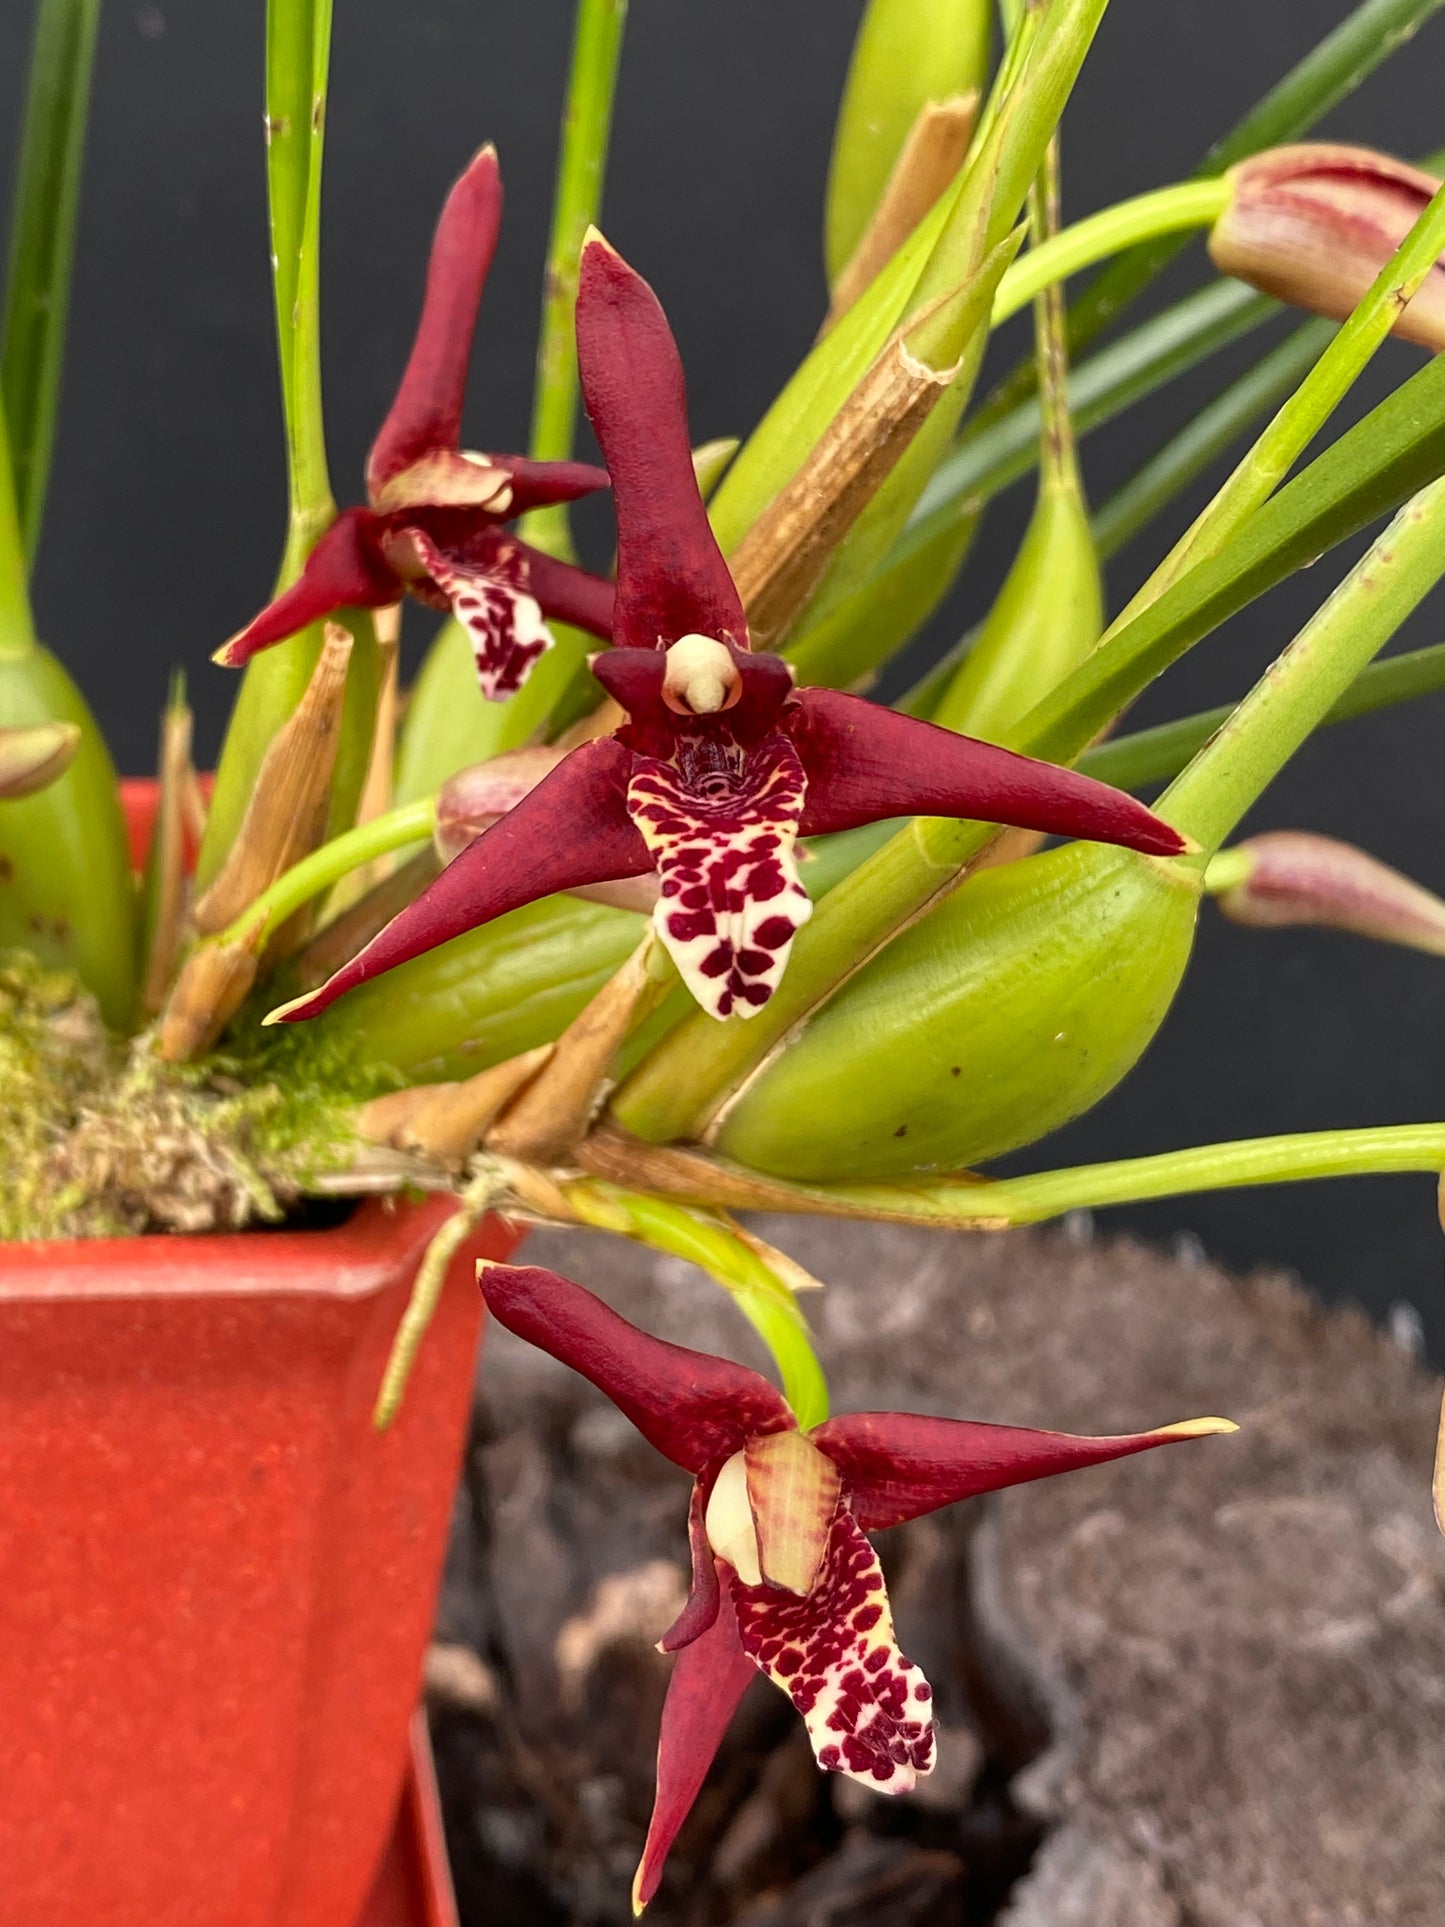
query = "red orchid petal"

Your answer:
(214, 509), (399, 667)
(512, 539), (616, 641)
(576, 234), (748, 652)
(487, 454), (612, 512)
(633, 1584), (756, 1914)
(266, 738), (651, 1024)
(787, 688), (1187, 858)
(475, 1265), (792, 1474)
(404, 527), (555, 700)
(366, 146), (503, 498)
(658, 1482), (722, 1653)
(728, 1507), (935, 1793)
(812, 1410), (1233, 1532)
(628, 732), (813, 1020)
